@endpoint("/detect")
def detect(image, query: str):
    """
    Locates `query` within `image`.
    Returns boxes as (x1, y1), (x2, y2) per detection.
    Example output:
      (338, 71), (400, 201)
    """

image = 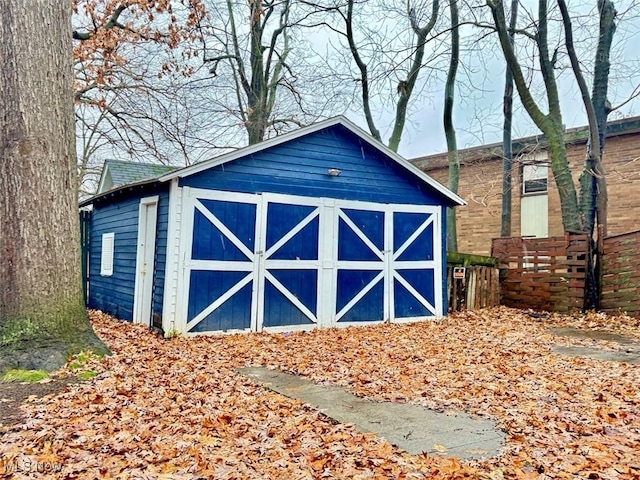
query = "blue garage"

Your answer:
(81, 117), (465, 335)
